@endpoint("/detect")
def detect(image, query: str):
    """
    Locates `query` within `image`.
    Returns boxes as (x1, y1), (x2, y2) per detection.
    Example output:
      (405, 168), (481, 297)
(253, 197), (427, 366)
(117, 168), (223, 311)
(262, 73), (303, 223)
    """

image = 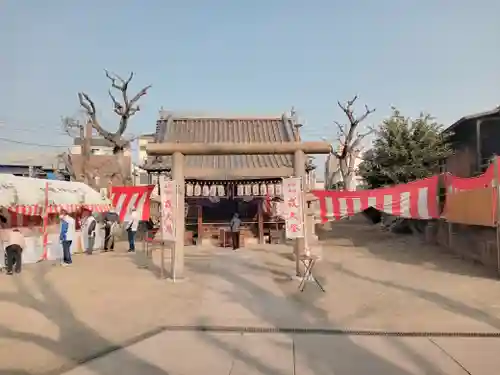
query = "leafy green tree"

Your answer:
(358, 108), (452, 189)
